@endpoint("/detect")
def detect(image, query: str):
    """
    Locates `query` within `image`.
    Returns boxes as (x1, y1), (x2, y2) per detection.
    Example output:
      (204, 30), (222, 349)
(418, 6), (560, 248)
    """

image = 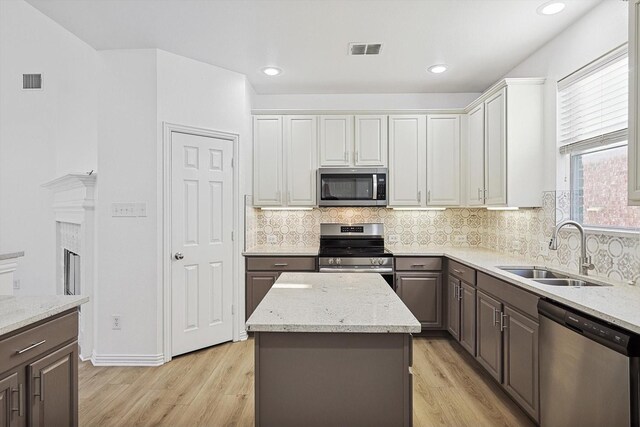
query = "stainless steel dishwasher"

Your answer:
(539, 300), (639, 427)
